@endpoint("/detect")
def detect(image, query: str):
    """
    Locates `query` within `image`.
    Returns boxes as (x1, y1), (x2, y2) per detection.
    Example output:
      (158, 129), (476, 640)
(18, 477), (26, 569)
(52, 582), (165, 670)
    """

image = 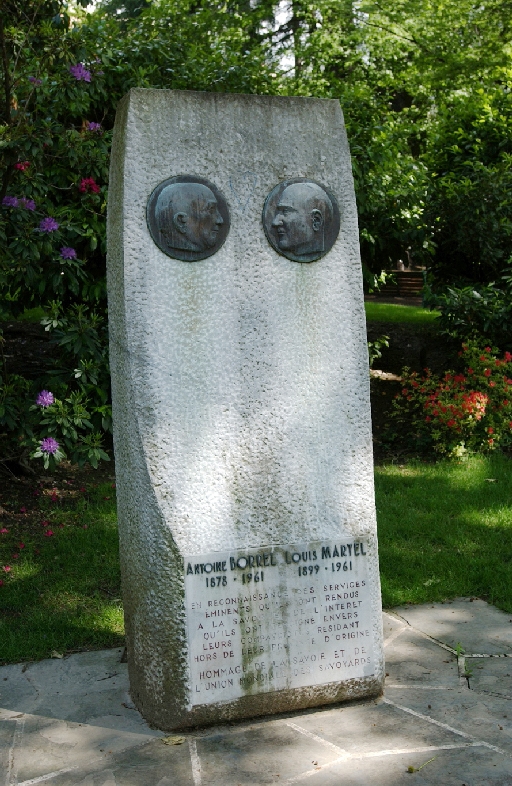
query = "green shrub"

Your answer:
(424, 267), (512, 348)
